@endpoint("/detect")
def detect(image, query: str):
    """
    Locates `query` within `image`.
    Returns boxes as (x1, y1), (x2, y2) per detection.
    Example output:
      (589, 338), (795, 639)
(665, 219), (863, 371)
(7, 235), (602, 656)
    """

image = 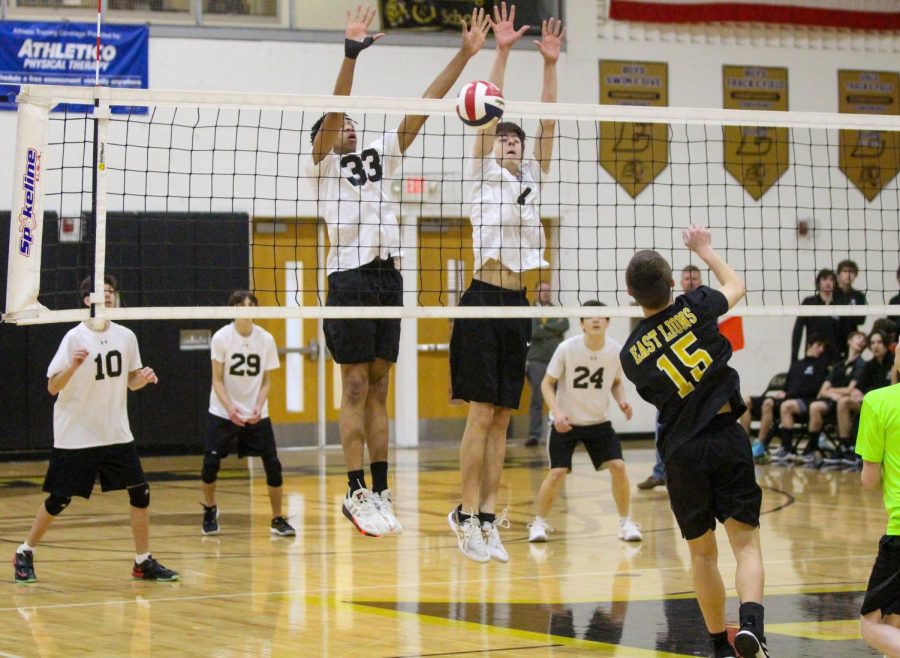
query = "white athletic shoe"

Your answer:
(618, 519), (643, 542)
(482, 510), (511, 563)
(448, 510), (490, 563)
(527, 517), (553, 543)
(342, 488), (389, 537)
(372, 489), (403, 535)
